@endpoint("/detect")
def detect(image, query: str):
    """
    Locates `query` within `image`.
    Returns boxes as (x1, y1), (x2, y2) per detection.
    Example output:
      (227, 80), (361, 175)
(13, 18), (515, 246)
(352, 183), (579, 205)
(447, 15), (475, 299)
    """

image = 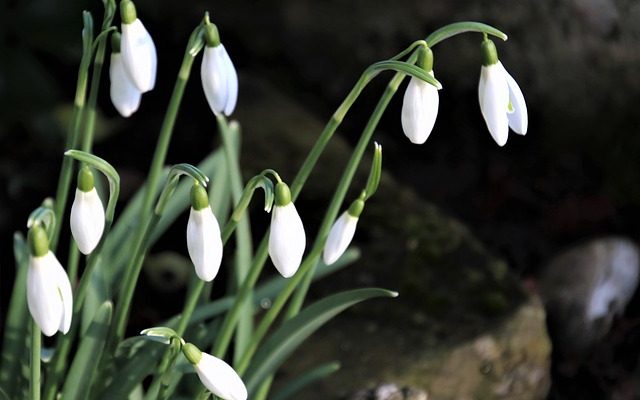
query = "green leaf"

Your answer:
(61, 301), (113, 400)
(271, 362), (340, 400)
(99, 342), (164, 399)
(243, 288), (397, 392)
(425, 21), (508, 47)
(81, 255), (110, 334)
(0, 233), (30, 398)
